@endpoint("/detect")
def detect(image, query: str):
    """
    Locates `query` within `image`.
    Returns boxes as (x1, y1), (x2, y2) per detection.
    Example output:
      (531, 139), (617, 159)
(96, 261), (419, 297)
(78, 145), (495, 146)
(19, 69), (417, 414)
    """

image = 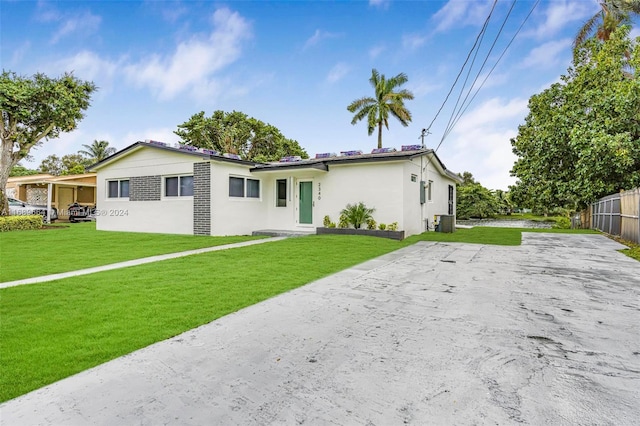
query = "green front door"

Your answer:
(299, 181), (313, 224)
